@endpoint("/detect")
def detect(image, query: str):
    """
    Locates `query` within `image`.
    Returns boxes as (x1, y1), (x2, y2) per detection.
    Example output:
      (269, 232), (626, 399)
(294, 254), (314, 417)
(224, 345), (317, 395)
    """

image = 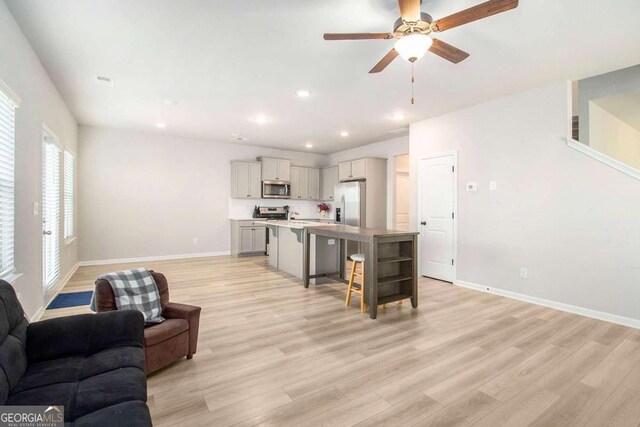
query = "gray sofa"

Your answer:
(0, 280), (152, 426)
